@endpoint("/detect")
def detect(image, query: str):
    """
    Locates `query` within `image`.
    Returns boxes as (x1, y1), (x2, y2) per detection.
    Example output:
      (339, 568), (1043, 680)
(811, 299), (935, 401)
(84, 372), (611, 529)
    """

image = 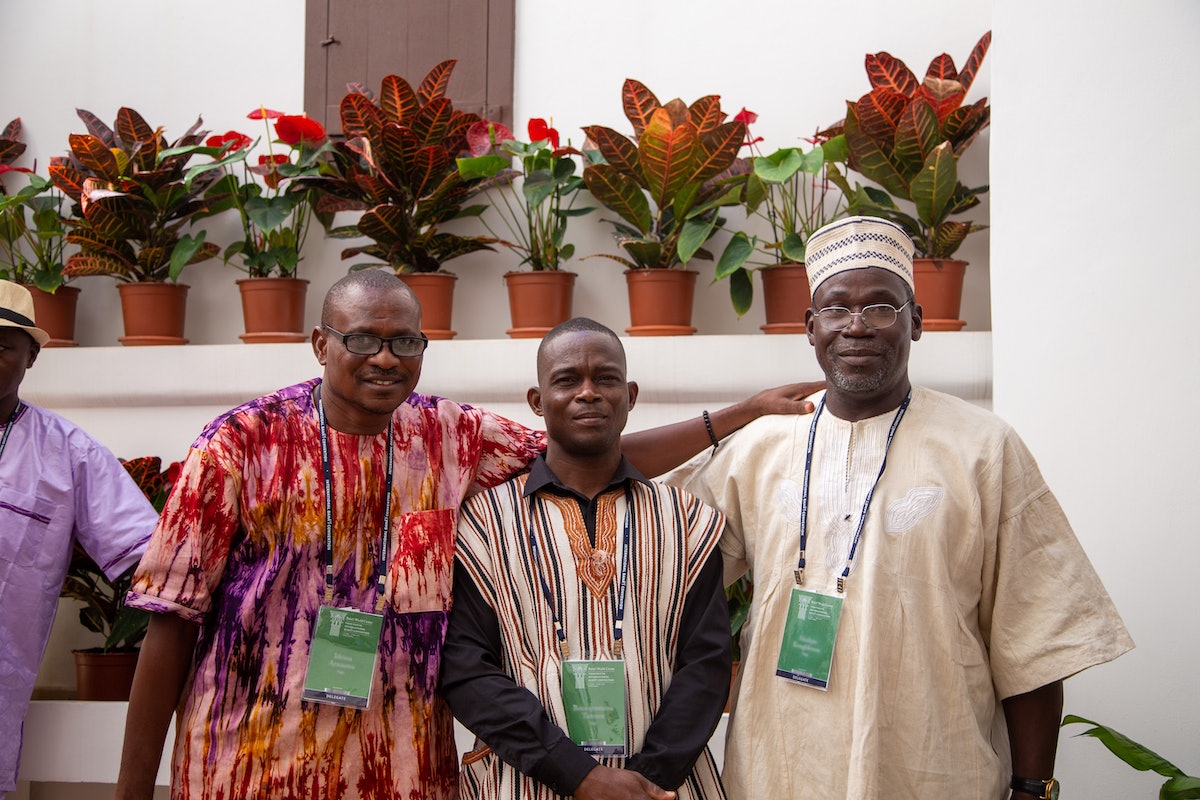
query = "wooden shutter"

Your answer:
(305, 0), (515, 133)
